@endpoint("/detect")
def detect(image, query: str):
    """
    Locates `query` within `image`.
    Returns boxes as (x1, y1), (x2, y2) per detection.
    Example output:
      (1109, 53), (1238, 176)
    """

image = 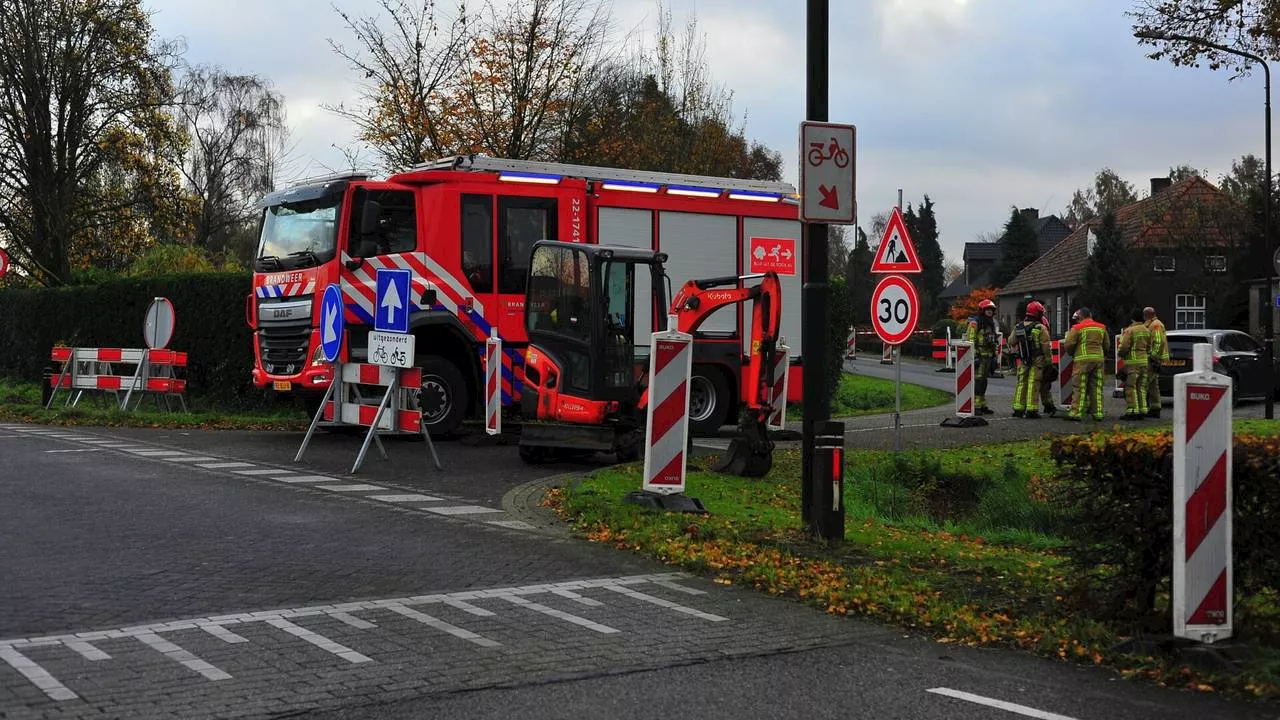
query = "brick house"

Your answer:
(996, 177), (1244, 338)
(938, 209), (1072, 302)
